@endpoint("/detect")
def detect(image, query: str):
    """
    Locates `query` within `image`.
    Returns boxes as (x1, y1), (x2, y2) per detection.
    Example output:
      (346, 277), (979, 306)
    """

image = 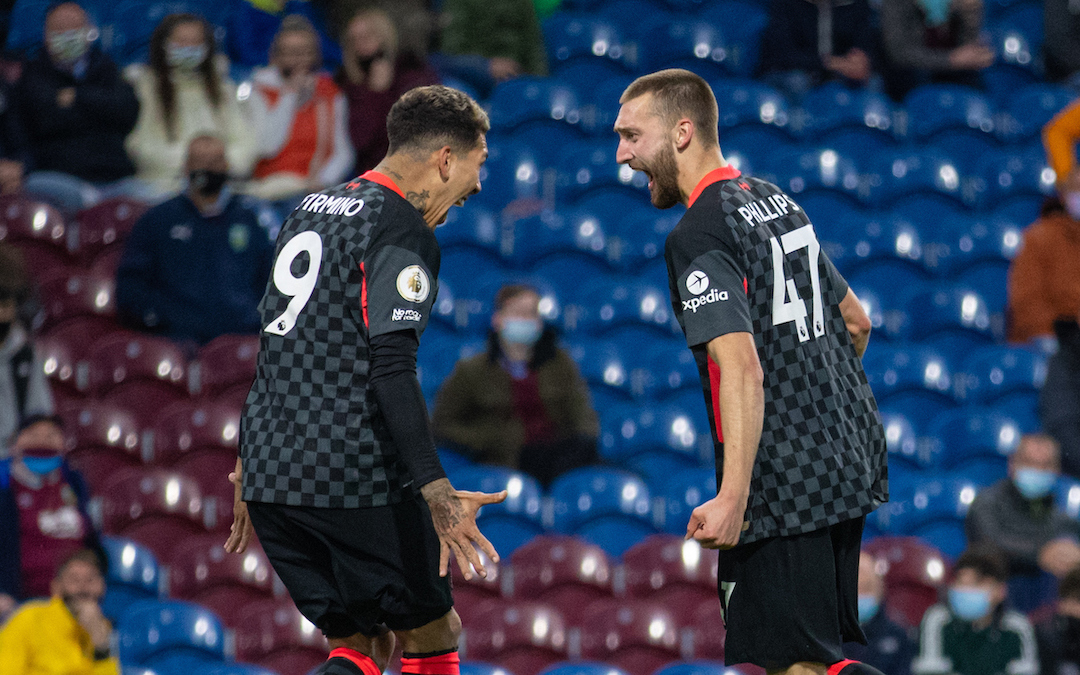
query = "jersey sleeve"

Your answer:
(668, 228), (753, 347)
(364, 219), (440, 340)
(821, 250), (849, 300)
